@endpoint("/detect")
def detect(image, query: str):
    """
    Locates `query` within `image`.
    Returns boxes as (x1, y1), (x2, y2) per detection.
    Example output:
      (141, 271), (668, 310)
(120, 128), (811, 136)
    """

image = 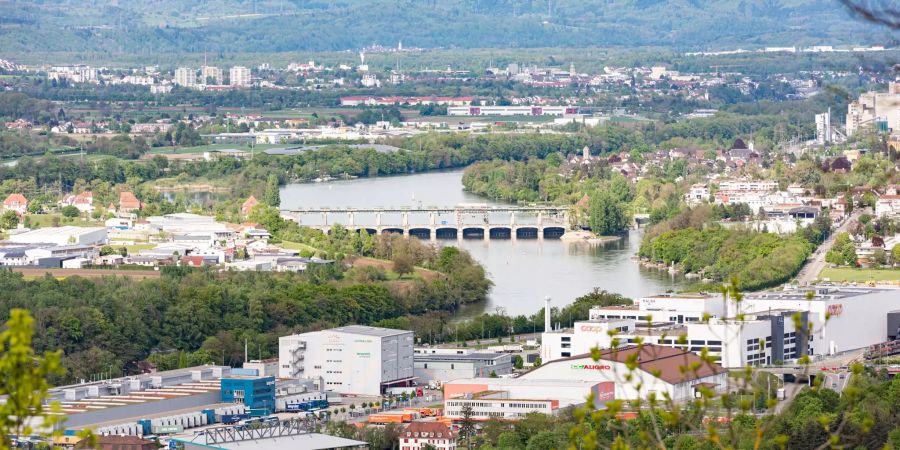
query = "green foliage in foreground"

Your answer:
(323, 366), (900, 449)
(640, 227), (812, 290)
